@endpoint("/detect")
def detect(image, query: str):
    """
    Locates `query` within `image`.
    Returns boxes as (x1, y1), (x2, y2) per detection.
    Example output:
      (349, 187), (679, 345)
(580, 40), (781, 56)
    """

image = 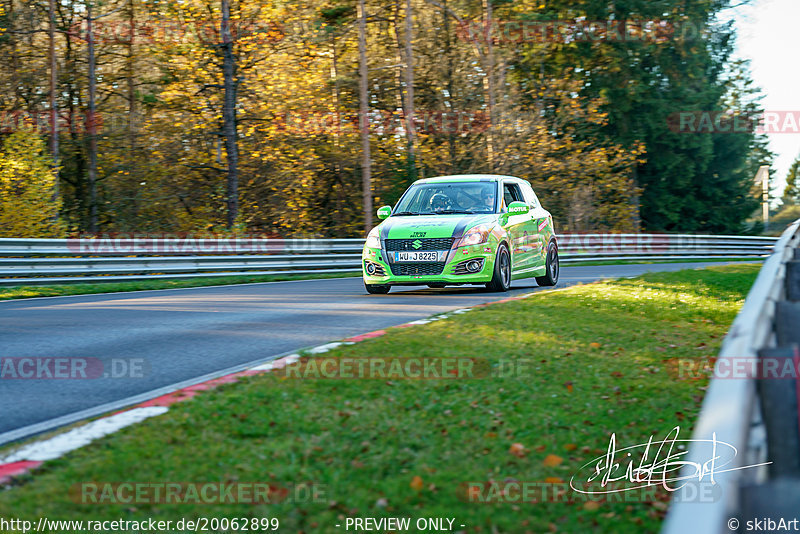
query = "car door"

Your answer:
(501, 181), (533, 272)
(520, 180), (549, 271)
